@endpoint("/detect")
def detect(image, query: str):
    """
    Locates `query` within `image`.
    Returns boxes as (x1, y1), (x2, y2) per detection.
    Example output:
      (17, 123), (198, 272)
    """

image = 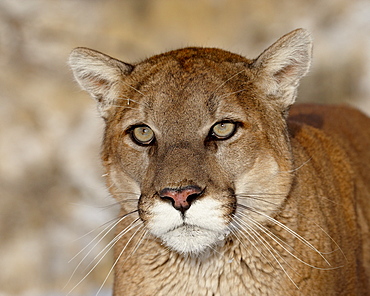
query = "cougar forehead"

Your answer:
(128, 48), (254, 120)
